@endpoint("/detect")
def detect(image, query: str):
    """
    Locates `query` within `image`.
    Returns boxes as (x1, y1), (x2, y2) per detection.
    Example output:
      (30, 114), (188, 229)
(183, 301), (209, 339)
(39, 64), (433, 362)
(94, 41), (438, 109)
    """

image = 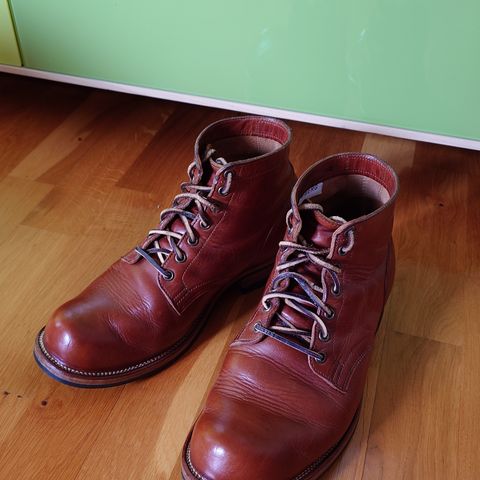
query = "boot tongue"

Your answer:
(205, 156), (225, 186)
(204, 145), (228, 186)
(301, 208), (342, 249)
(296, 181), (343, 248)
